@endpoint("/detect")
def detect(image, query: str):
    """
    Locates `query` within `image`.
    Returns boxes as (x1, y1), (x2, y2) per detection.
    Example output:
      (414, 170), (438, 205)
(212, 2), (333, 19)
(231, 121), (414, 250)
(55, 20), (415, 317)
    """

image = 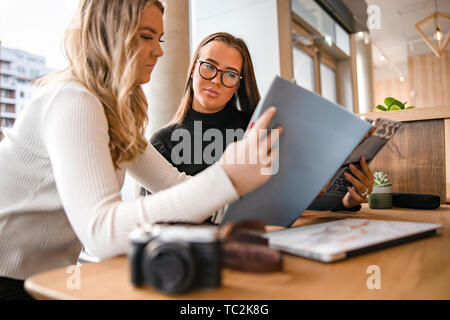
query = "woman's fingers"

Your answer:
(360, 157), (374, 191)
(260, 125), (283, 152)
(247, 107), (277, 153)
(248, 107), (283, 168)
(347, 186), (366, 204)
(252, 106), (277, 131)
(259, 126), (283, 167)
(349, 163), (371, 190)
(344, 171), (366, 193)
